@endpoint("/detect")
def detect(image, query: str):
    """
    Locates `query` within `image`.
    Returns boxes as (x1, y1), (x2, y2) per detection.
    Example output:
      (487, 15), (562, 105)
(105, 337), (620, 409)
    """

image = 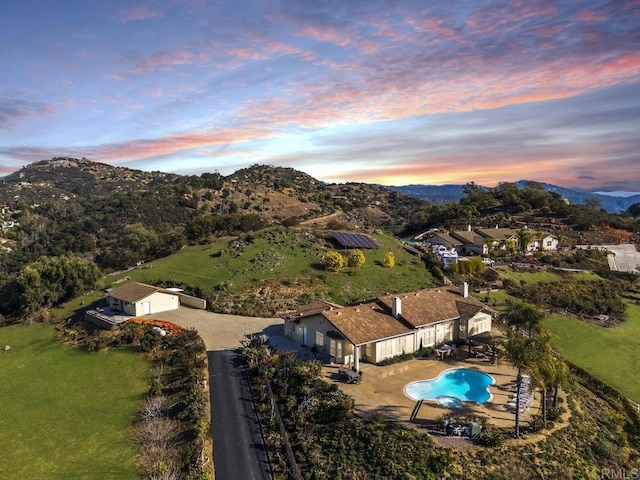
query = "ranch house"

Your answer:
(284, 284), (494, 370)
